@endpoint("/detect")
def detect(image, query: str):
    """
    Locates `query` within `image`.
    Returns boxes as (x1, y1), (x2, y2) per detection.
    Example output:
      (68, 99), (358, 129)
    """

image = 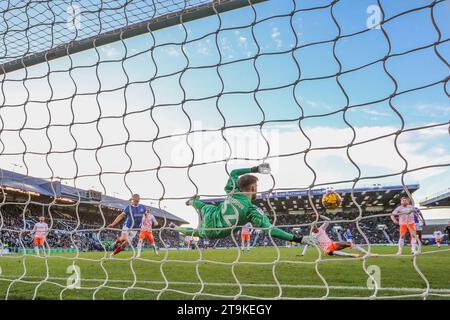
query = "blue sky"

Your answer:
(0, 0), (449, 224)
